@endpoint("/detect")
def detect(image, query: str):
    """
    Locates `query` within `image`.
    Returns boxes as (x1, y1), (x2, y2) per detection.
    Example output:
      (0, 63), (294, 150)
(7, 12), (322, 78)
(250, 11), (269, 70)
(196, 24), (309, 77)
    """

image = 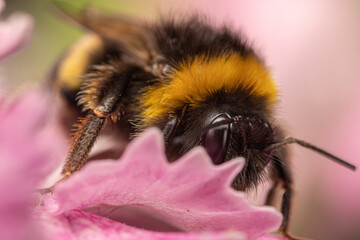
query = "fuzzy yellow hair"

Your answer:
(141, 53), (277, 125)
(57, 34), (104, 90)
